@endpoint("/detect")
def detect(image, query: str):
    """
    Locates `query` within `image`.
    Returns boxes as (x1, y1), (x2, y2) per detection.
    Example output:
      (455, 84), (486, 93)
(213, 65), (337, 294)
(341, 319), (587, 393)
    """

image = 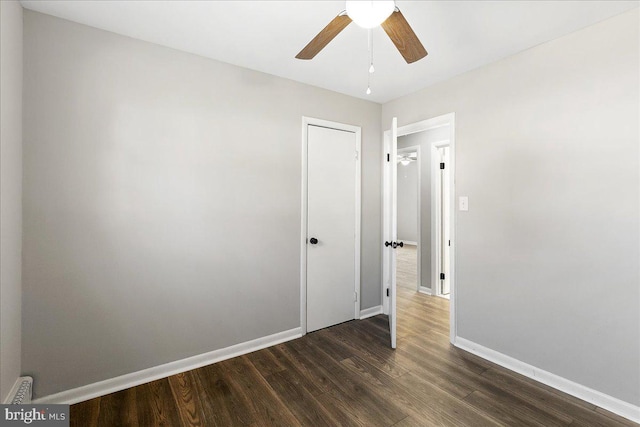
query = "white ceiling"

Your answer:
(20, 1), (638, 104)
